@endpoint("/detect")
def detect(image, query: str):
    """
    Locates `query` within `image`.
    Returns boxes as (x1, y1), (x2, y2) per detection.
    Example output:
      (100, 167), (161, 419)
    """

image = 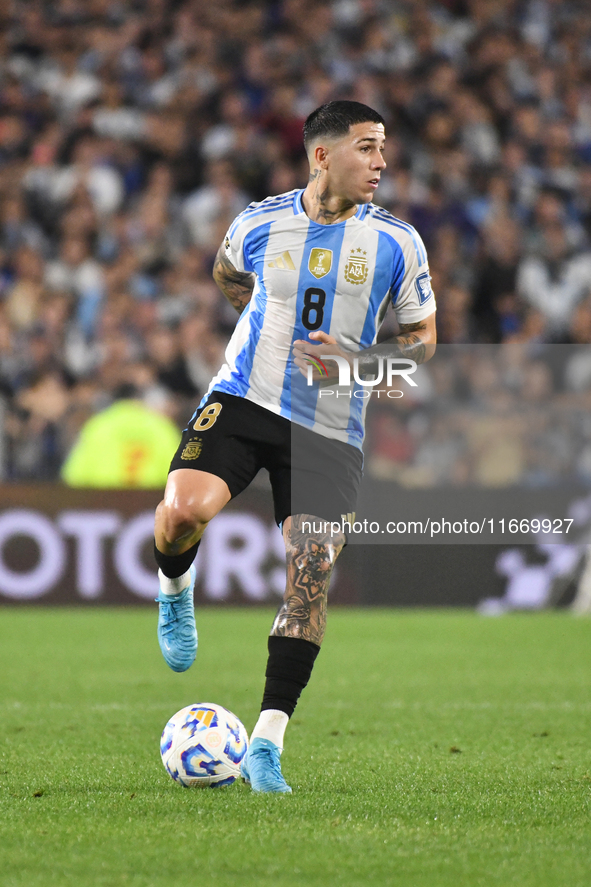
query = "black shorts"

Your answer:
(169, 392), (362, 527)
